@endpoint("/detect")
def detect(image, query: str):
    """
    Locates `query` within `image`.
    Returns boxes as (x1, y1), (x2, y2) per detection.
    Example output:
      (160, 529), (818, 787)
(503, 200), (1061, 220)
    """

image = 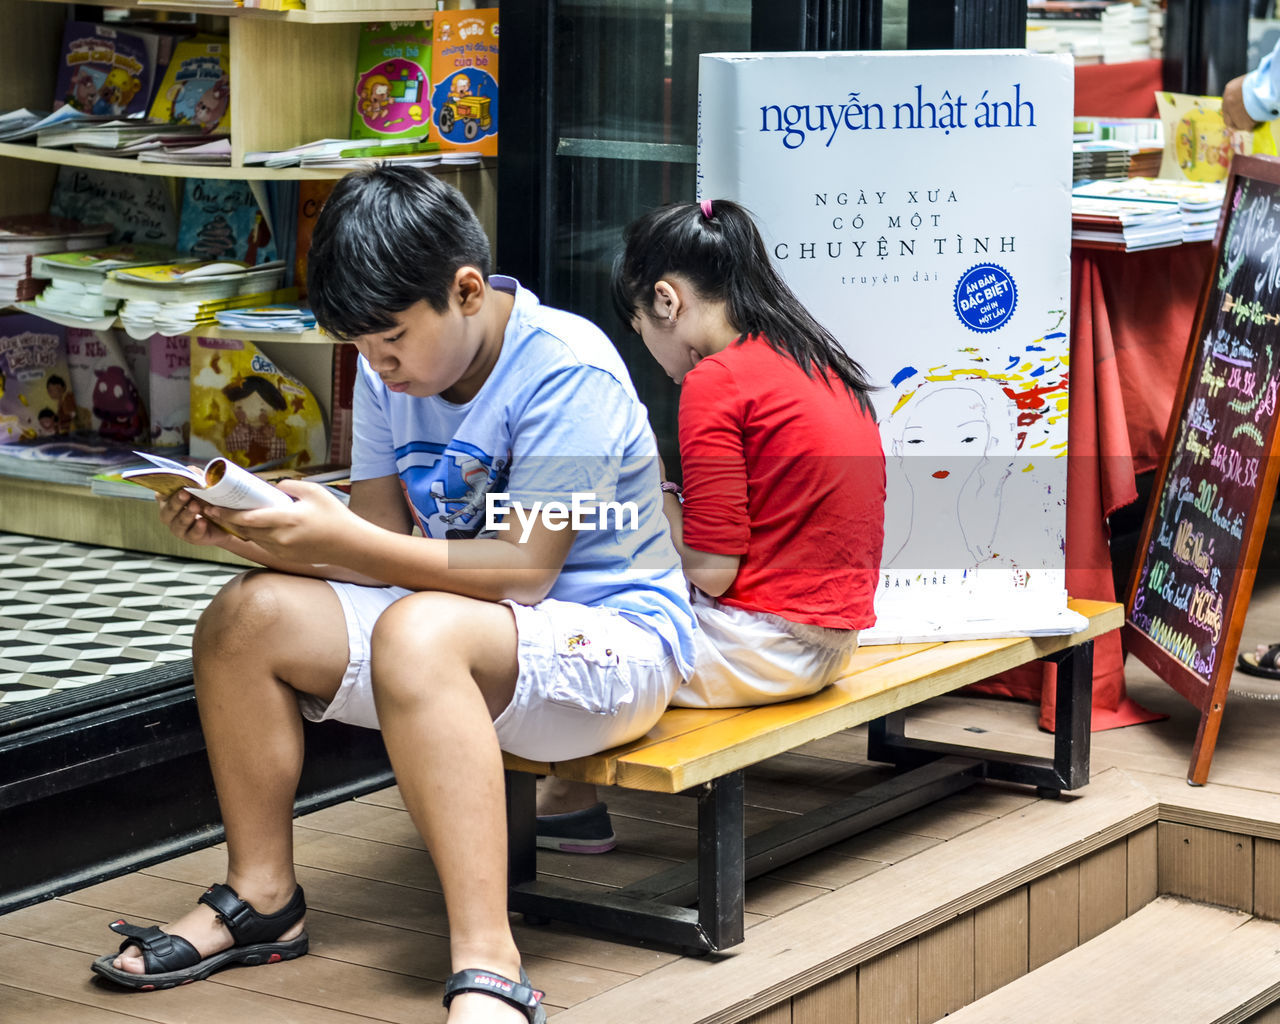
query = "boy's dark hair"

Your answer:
(611, 199), (876, 413)
(47, 375), (66, 390)
(224, 374), (286, 411)
(308, 163), (491, 341)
